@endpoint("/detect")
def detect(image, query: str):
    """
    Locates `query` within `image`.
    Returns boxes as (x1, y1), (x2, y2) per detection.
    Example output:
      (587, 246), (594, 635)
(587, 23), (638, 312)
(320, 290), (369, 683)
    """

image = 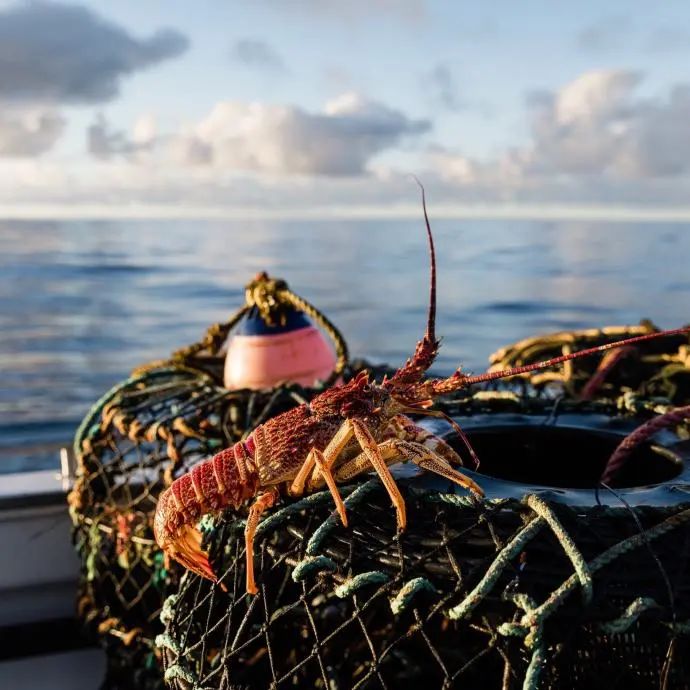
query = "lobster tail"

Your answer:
(384, 180), (441, 390)
(153, 443), (260, 583)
